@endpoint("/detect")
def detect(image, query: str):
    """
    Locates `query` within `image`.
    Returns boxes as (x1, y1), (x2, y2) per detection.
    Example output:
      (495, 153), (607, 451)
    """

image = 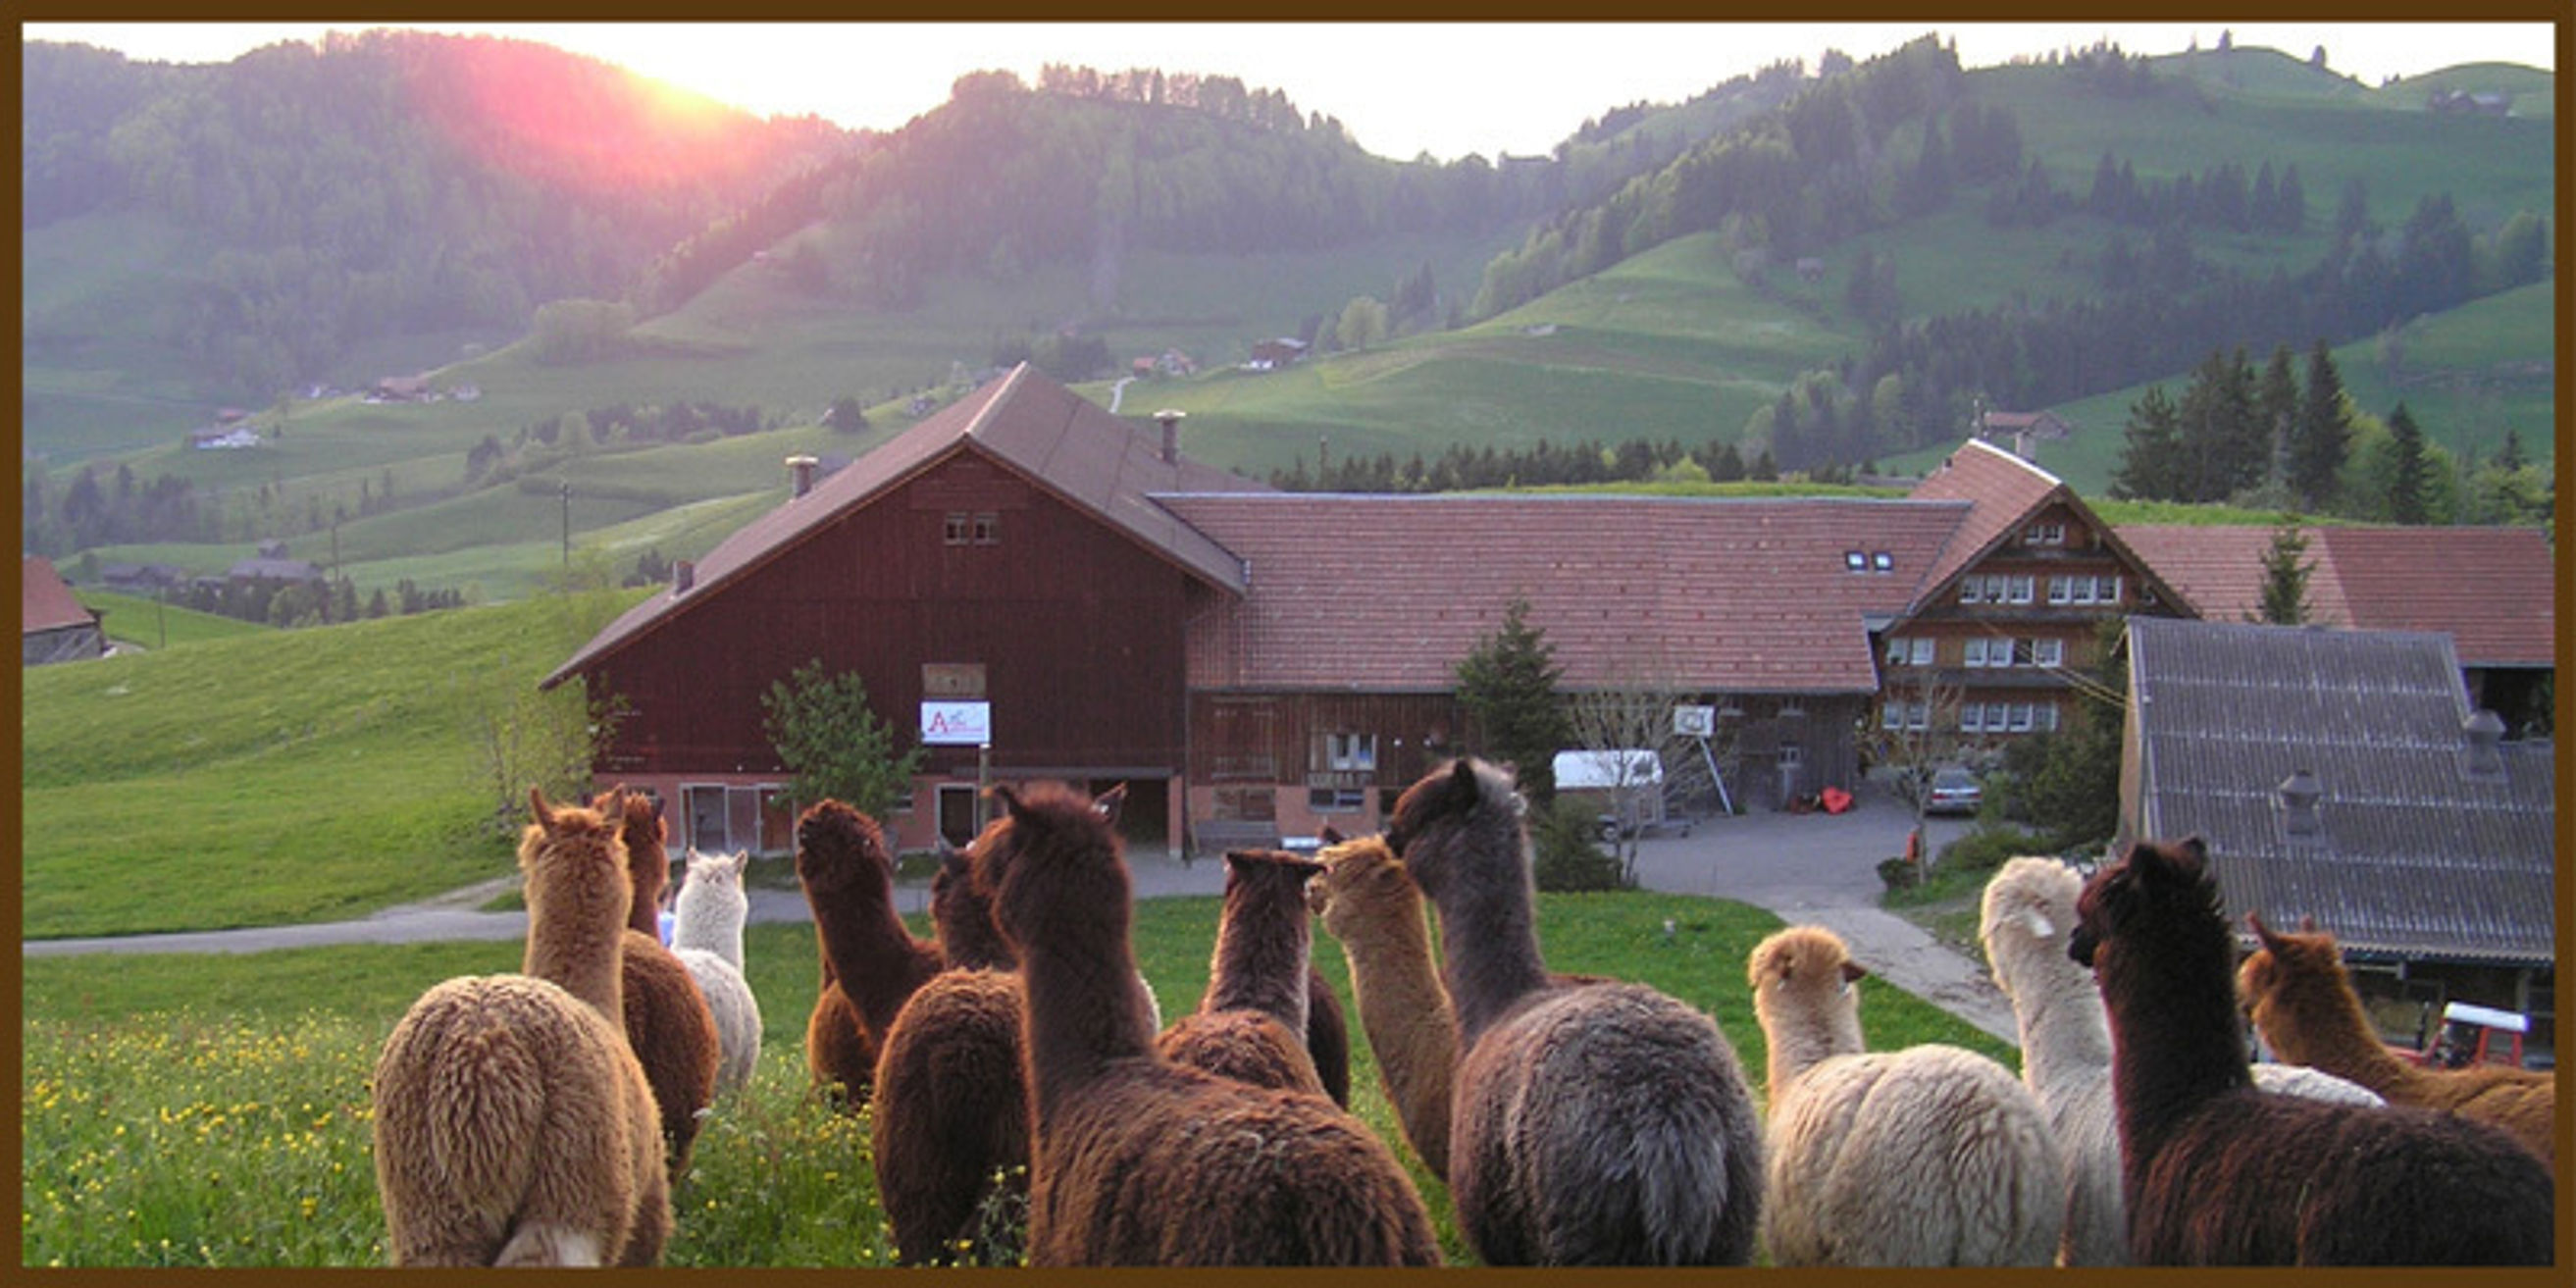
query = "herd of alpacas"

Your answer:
(369, 762), (2556, 1266)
